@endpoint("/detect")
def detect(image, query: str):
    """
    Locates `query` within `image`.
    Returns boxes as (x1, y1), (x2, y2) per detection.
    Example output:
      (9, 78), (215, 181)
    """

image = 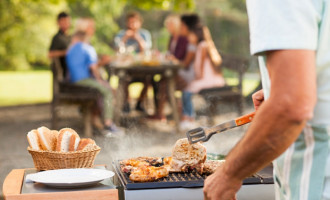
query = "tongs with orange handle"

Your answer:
(186, 112), (255, 144)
